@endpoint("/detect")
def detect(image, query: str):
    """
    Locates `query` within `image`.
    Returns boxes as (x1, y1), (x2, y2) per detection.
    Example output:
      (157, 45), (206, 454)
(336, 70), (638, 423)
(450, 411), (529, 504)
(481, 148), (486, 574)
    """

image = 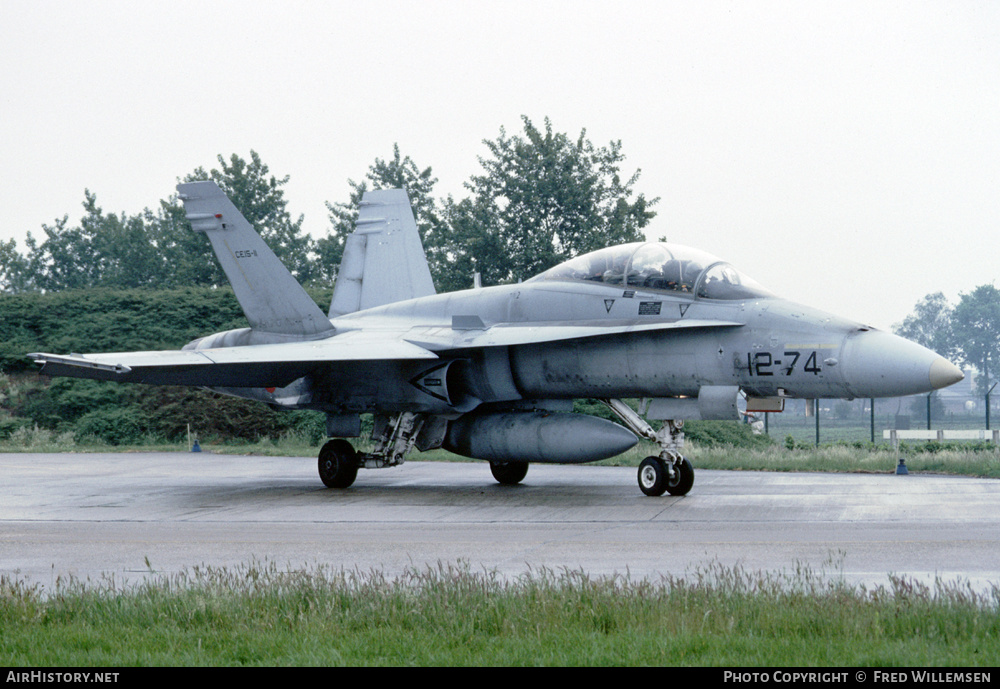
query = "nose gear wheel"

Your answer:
(600, 399), (695, 497)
